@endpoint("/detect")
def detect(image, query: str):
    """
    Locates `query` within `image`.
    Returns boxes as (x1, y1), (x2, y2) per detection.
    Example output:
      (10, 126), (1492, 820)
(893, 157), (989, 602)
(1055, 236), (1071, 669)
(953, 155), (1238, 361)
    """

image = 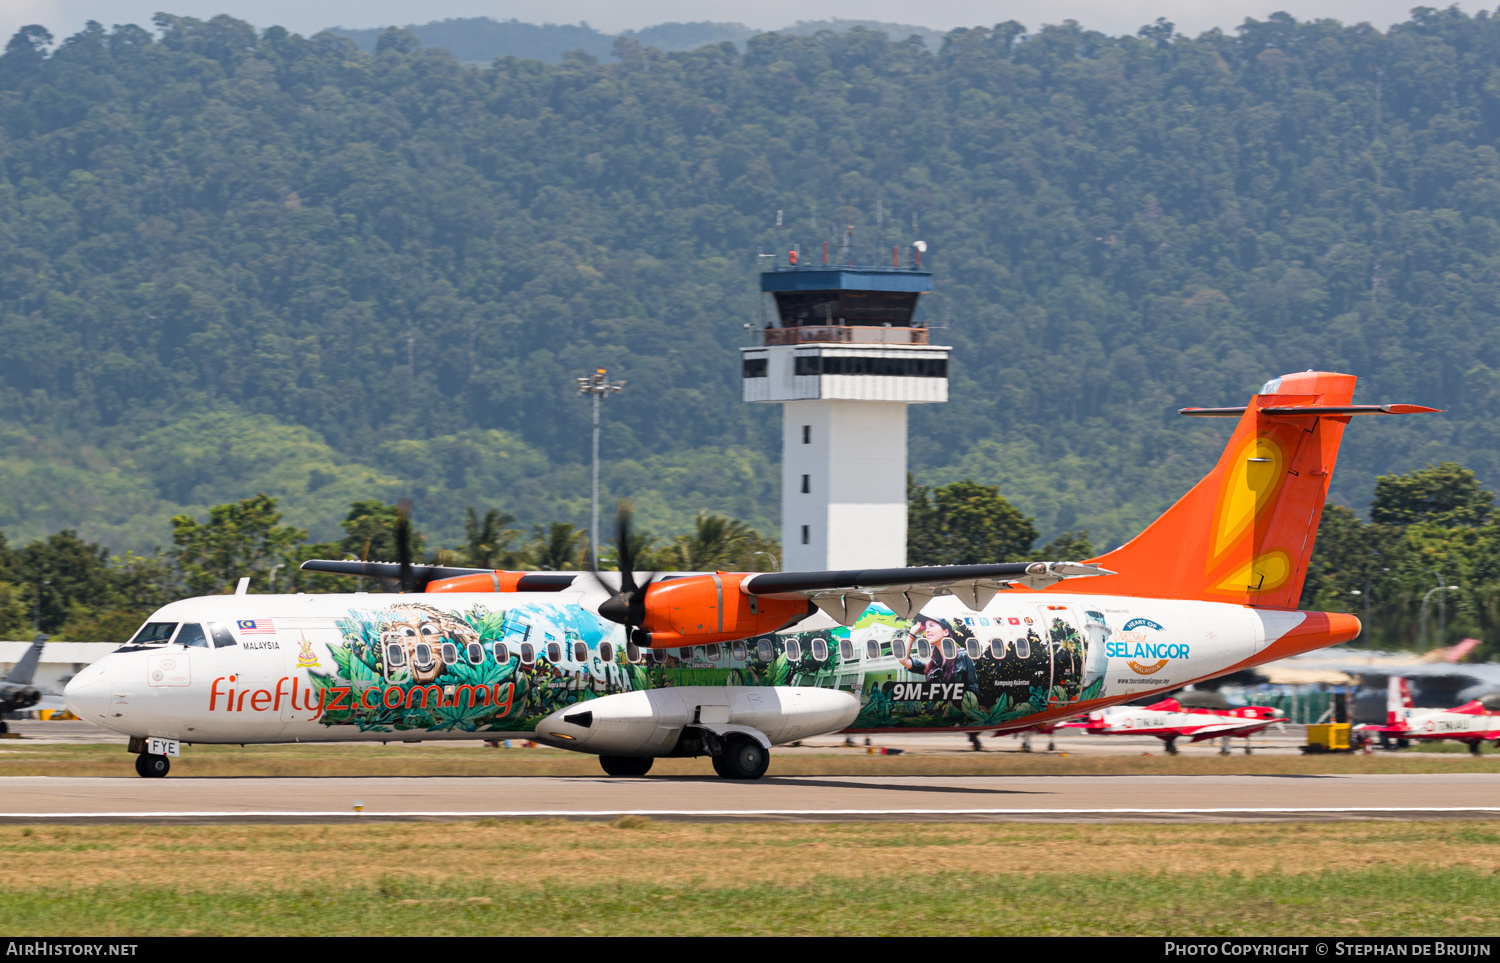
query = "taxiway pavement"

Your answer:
(2, 772), (1498, 822)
